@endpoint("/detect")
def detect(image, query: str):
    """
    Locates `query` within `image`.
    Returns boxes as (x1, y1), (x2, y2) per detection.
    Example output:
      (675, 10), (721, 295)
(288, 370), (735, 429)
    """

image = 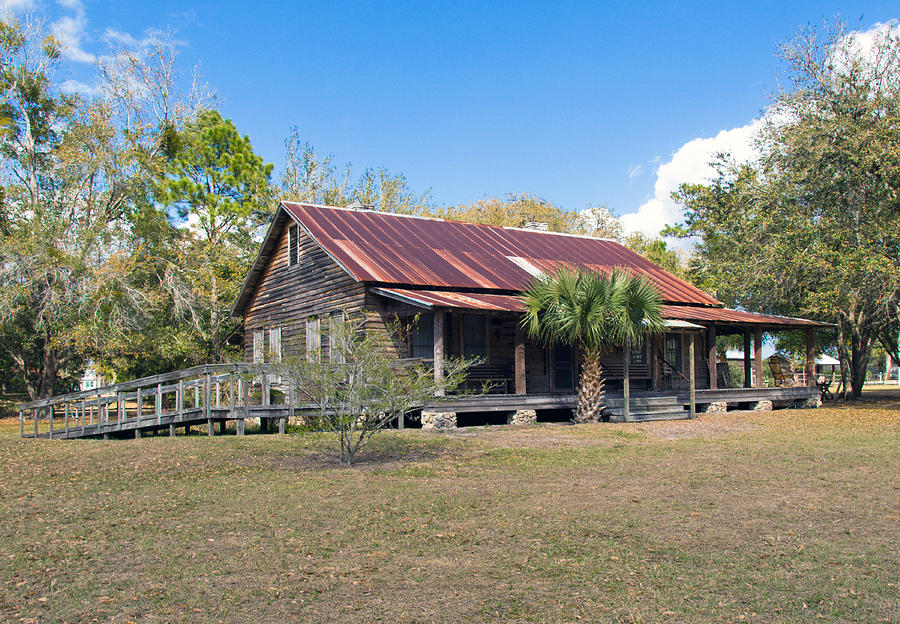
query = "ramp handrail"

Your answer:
(17, 363), (285, 439)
